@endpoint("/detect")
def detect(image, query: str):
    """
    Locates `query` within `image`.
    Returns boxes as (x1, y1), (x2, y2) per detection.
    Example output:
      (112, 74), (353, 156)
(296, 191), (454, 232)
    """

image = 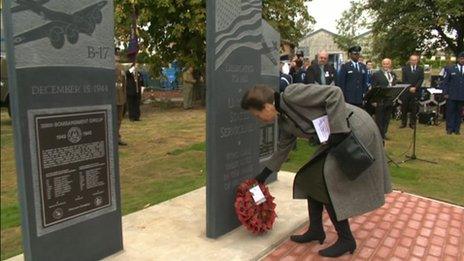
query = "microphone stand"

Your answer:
(400, 94), (437, 164)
